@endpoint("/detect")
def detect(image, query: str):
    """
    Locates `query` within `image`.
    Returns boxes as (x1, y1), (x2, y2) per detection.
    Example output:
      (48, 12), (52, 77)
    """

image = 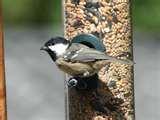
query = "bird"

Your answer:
(40, 34), (133, 87)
